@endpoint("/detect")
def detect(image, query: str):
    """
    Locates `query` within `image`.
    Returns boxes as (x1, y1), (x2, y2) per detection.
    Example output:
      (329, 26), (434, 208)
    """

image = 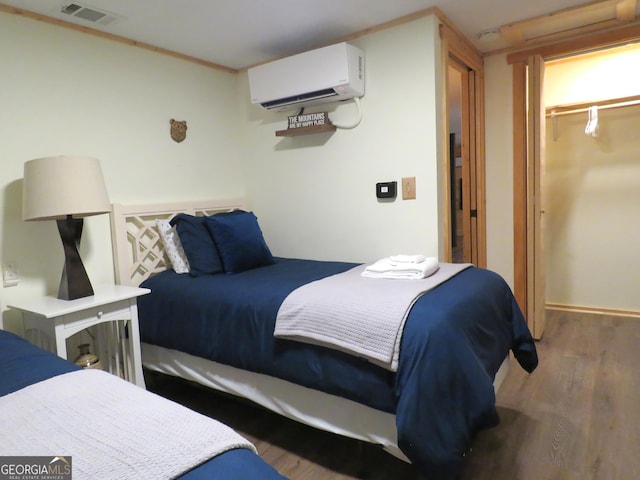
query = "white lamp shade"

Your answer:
(23, 156), (110, 221)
